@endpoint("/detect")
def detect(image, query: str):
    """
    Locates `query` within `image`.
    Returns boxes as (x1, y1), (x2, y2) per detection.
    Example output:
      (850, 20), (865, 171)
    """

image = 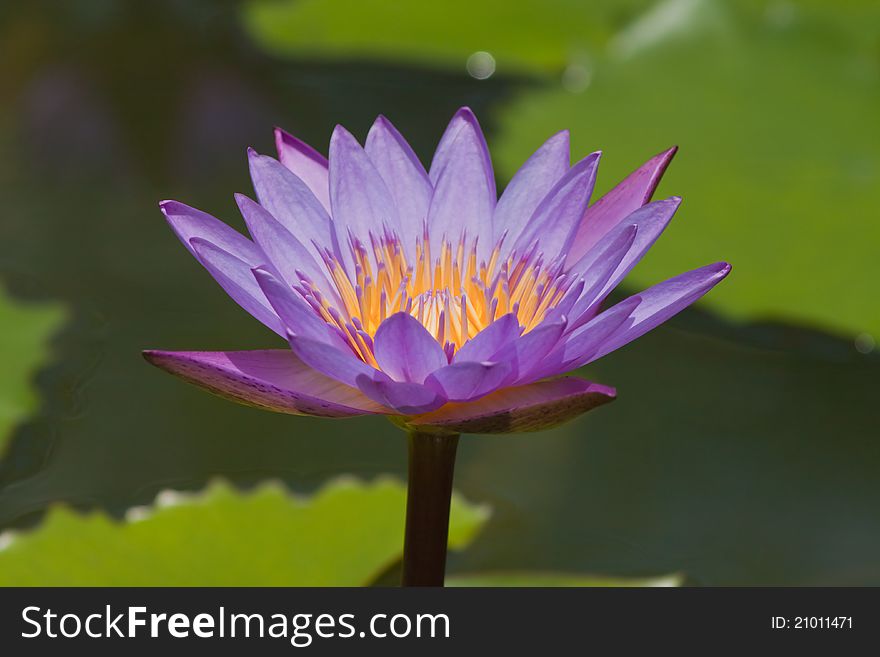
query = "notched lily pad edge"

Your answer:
(0, 475), (492, 556)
